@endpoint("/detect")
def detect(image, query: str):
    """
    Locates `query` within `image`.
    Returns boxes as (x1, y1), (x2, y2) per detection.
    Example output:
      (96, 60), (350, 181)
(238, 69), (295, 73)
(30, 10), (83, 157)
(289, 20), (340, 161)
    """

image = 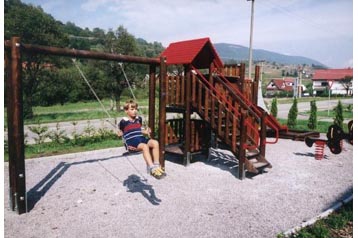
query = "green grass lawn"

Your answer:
(281, 200), (353, 238)
(315, 110), (352, 119)
(276, 119), (349, 134)
(4, 98), (153, 126)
